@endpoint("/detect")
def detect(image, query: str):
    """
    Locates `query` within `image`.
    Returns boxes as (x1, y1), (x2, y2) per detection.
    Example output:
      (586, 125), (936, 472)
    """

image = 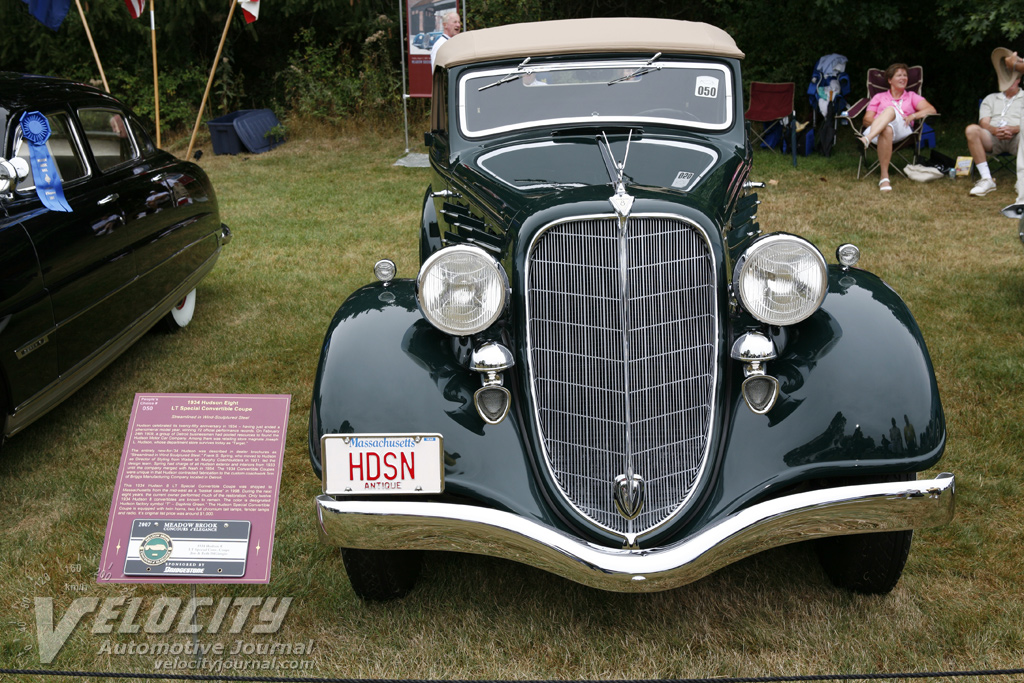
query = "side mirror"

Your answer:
(0, 157), (30, 195)
(424, 131), (435, 147)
